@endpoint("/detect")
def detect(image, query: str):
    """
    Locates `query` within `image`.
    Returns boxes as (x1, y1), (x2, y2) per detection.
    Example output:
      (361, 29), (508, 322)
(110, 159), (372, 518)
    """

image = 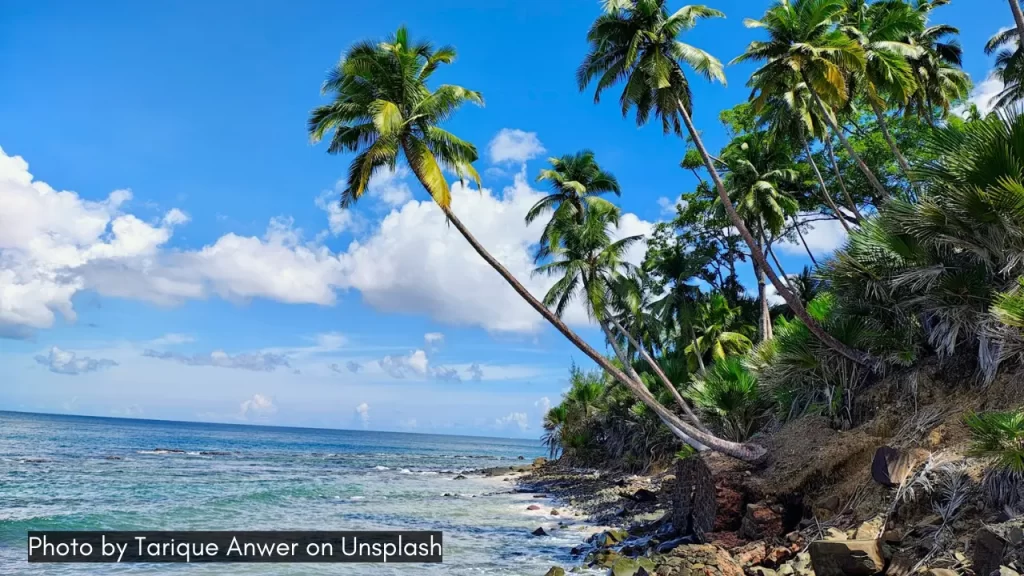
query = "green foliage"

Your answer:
(965, 411), (1024, 473)
(687, 358), (770, 441)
